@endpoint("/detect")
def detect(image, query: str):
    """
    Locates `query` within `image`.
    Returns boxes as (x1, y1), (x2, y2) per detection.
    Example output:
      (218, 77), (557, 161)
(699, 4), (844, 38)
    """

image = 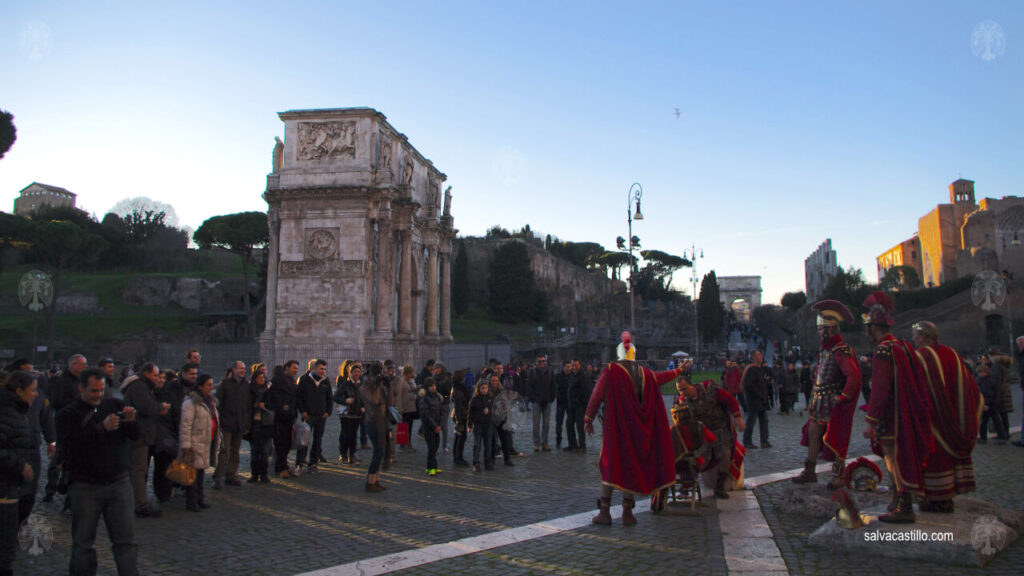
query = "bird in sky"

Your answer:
(673, 108), (680, 119)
